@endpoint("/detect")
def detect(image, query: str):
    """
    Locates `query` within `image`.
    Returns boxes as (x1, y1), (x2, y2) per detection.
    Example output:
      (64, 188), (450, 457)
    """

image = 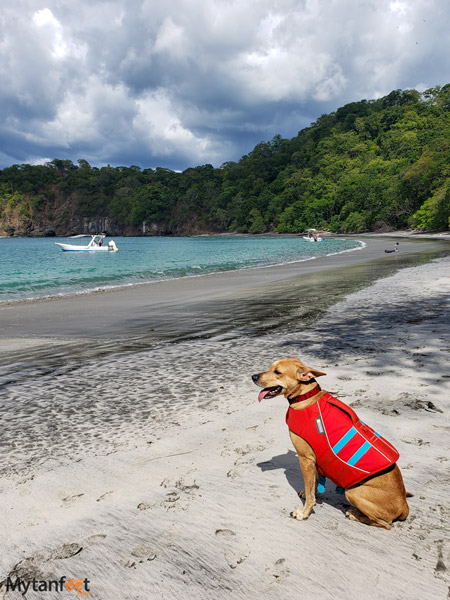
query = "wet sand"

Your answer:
(0, 237), (445, 343)
(0, 236), (449, 599)
(0, 237), (447, 391)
